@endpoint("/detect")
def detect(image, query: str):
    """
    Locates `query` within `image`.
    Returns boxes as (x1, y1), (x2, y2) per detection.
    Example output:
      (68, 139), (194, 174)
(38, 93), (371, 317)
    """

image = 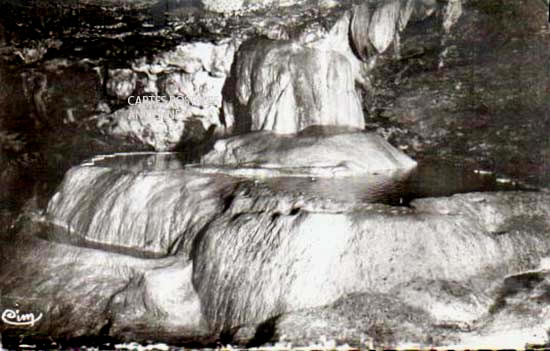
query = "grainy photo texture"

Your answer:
(0, 0), (549, 349)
